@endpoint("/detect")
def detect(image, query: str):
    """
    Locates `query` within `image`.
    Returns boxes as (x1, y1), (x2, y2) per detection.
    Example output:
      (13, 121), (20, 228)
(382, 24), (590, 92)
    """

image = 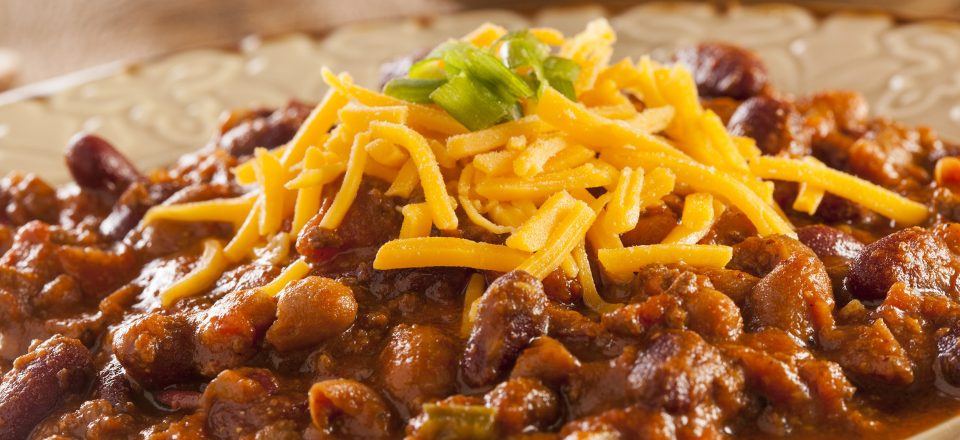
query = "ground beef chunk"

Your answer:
(731, 235), (834, 344)
(296, 180), (402, 263)
(484, 377), (560, 435)
(199, 368), (309, 439)
(0, 172), (59, 226)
